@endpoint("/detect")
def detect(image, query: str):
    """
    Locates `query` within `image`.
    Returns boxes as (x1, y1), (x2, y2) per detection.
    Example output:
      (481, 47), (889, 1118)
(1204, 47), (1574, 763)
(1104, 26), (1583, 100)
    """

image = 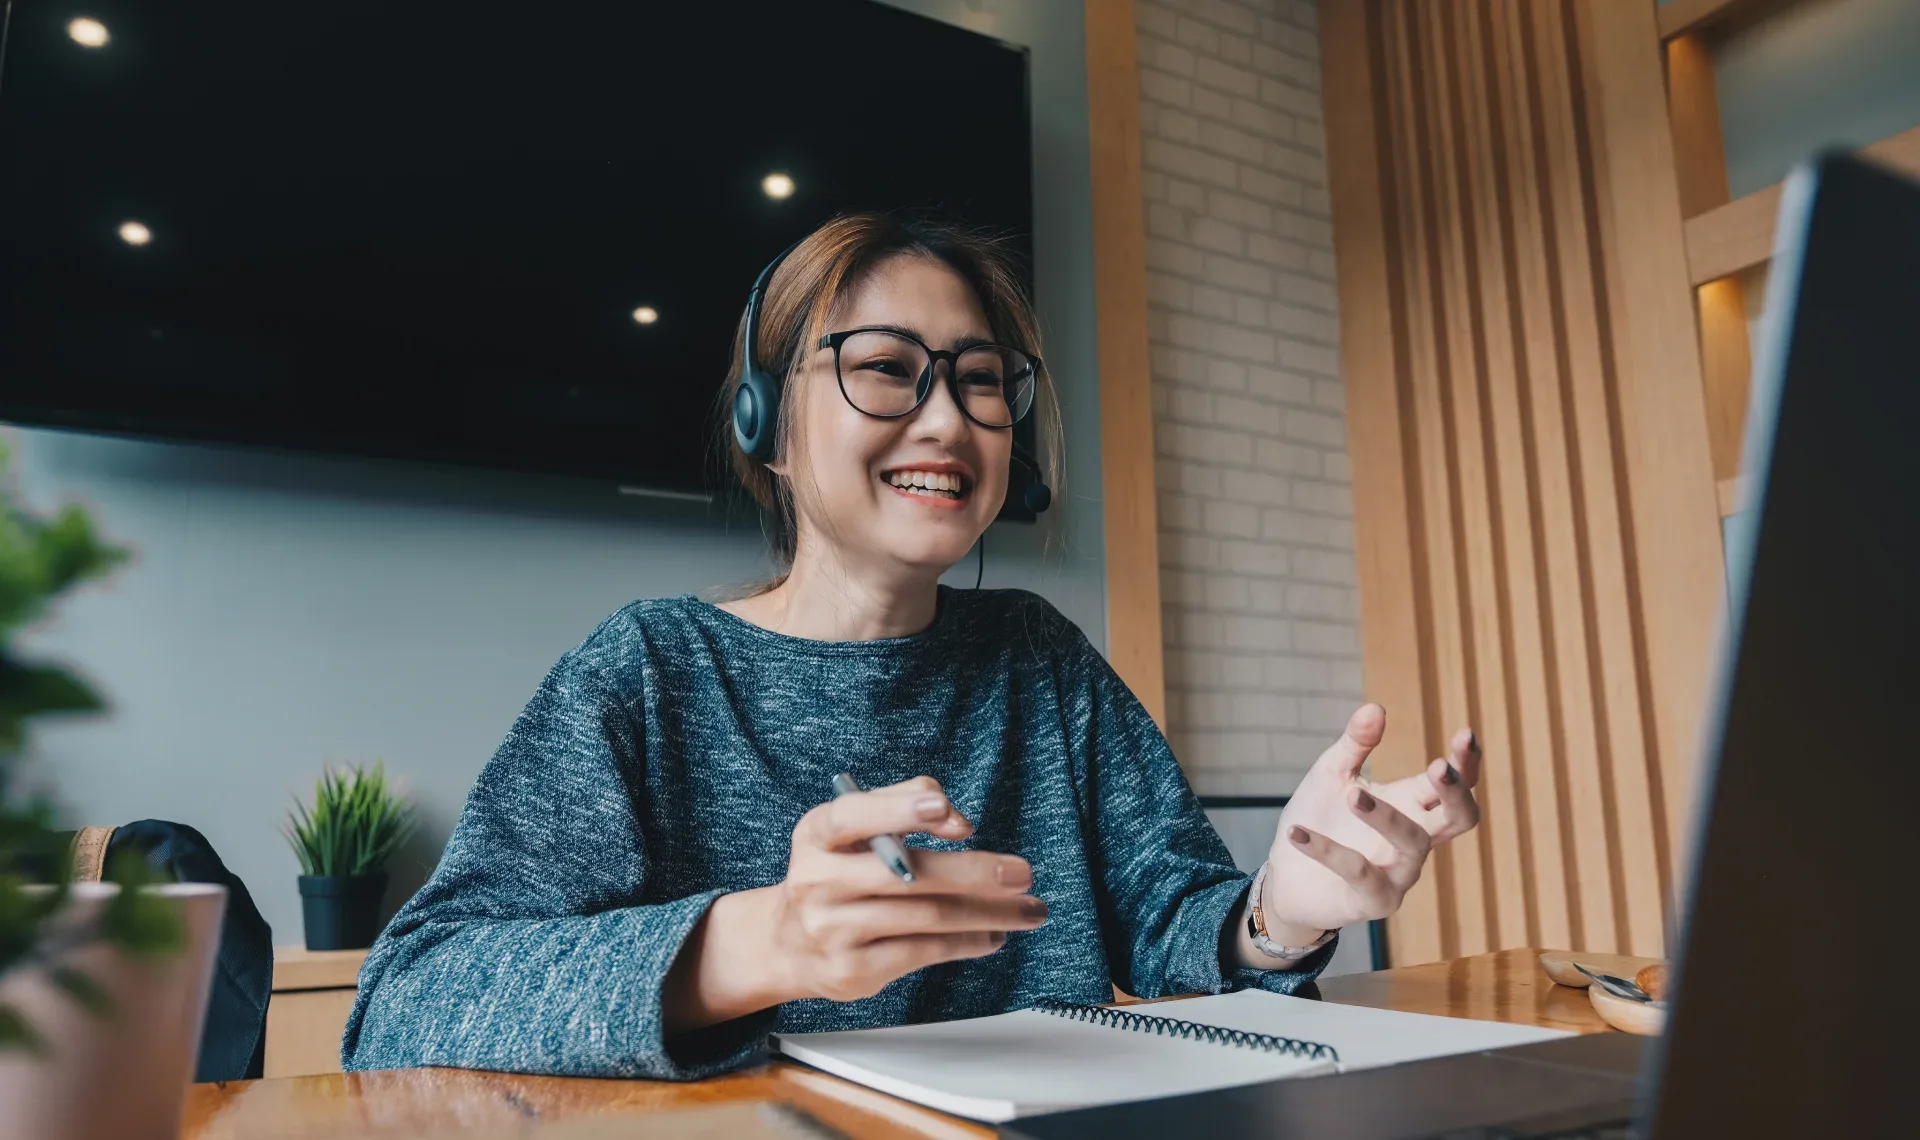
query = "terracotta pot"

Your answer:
(0, 882), (227, 1140)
